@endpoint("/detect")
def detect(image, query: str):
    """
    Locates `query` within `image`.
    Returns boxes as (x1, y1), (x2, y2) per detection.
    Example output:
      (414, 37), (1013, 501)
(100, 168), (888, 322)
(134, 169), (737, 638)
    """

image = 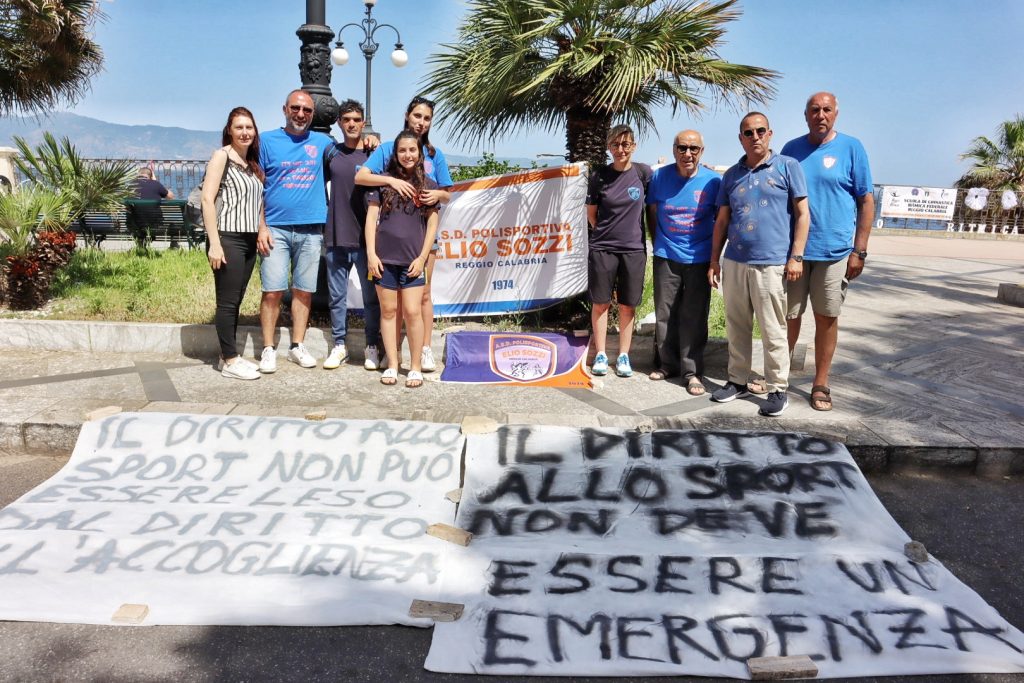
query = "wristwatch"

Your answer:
(790, 255), (803, 262)
(852, 250), (867, 259)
